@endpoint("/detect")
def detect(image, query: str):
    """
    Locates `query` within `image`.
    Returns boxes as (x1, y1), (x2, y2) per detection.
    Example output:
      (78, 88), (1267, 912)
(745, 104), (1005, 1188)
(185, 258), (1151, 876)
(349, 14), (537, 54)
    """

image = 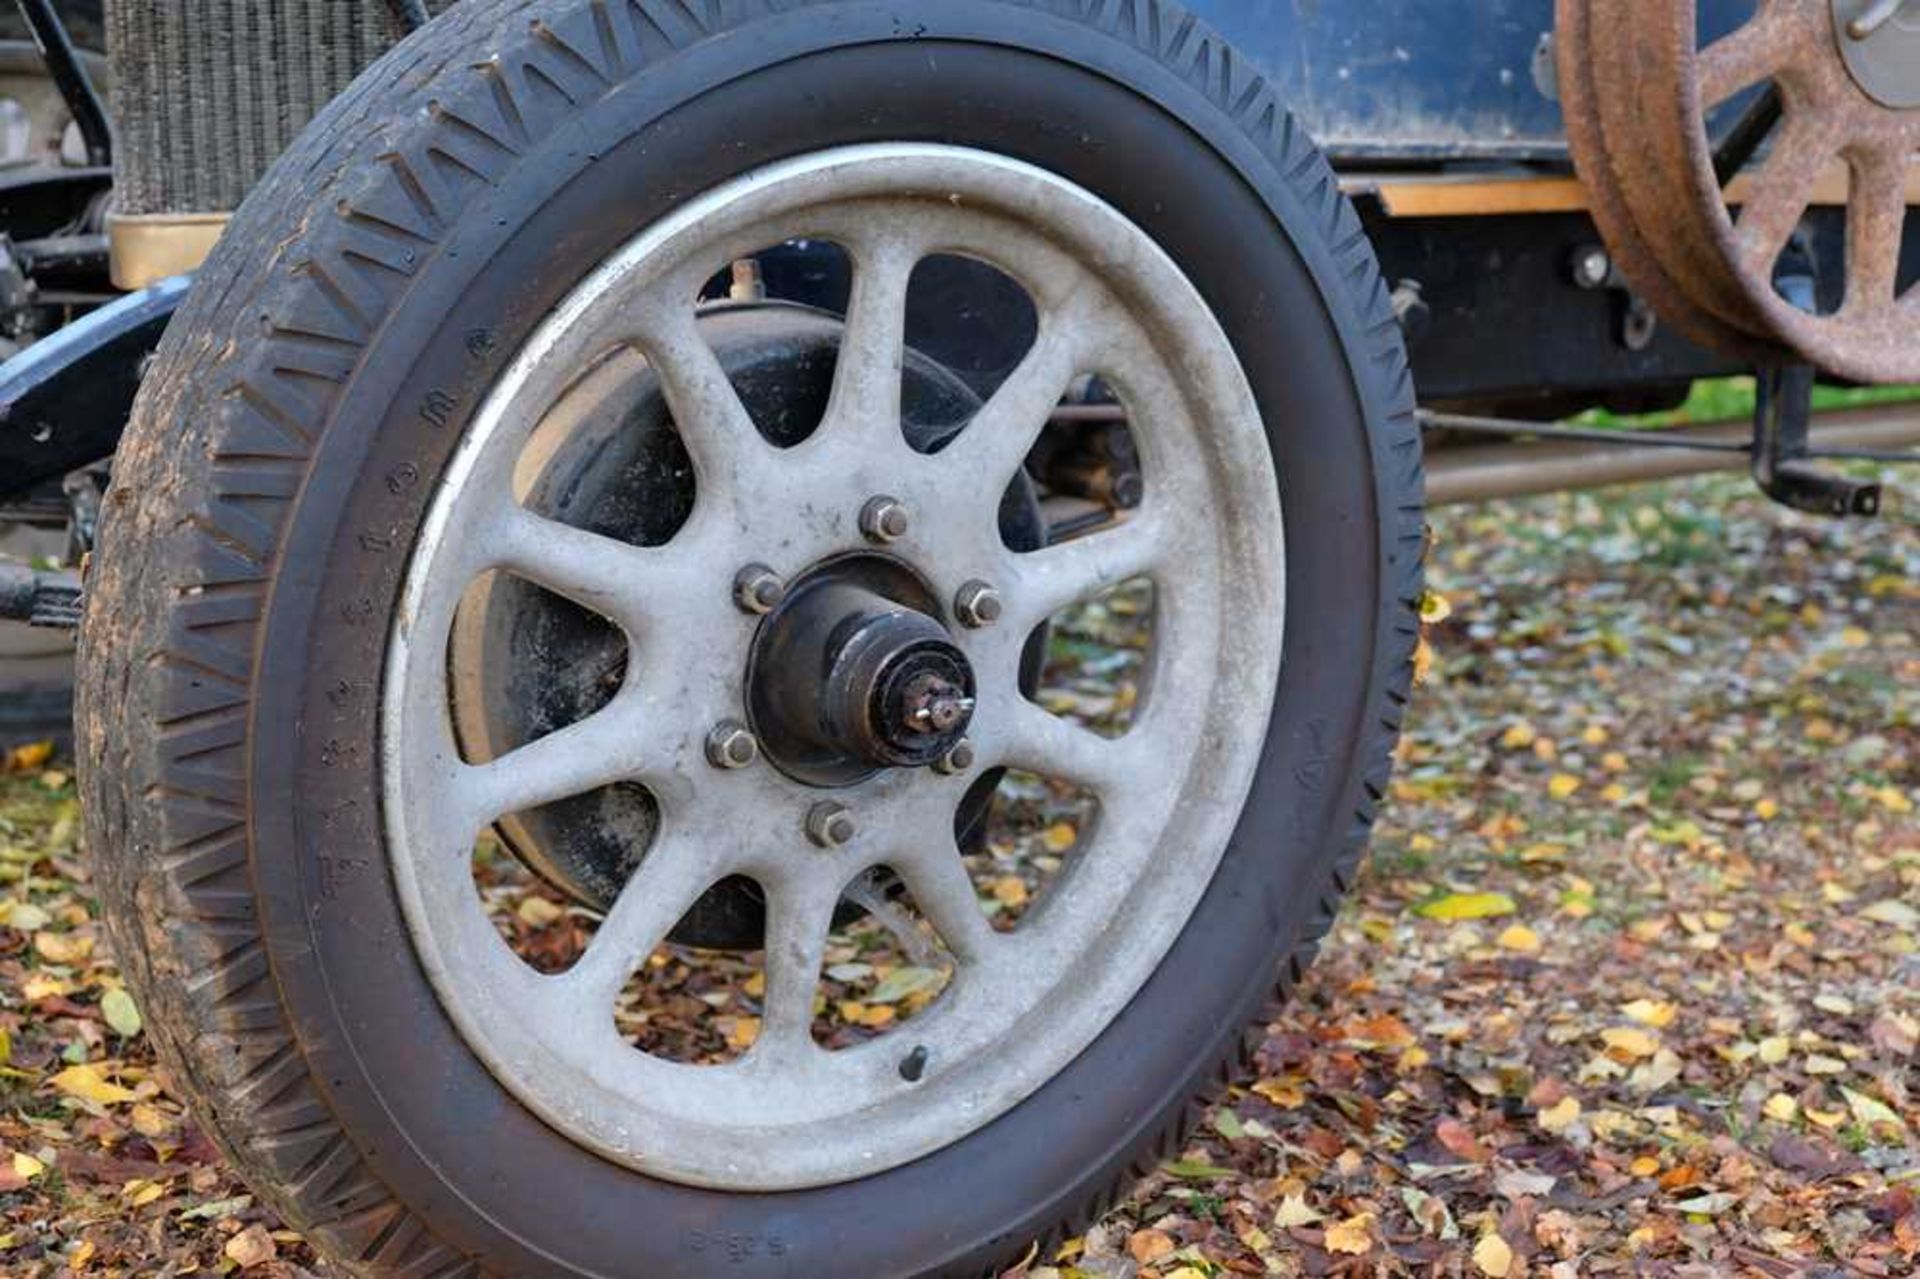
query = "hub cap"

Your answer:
(382, 144), (1285, 1189)
(747, 557), (977, 785)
